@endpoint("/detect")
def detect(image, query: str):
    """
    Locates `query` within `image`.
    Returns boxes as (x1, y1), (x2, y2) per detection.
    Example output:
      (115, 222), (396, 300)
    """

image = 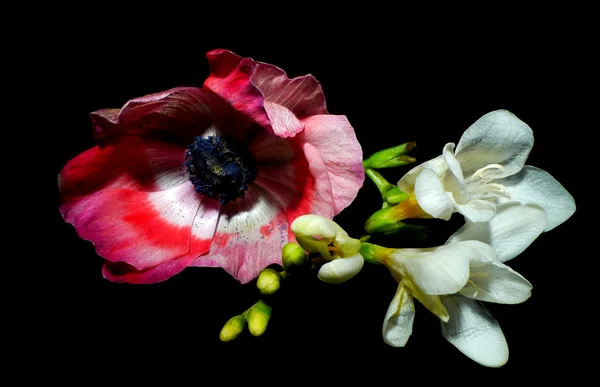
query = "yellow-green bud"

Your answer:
(282, 242), (308, 271)
(363, 142), (416, 169)
(247, 301), (272, 337)
(219, 315), (246, 342)
(257, 268), (280, 295)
